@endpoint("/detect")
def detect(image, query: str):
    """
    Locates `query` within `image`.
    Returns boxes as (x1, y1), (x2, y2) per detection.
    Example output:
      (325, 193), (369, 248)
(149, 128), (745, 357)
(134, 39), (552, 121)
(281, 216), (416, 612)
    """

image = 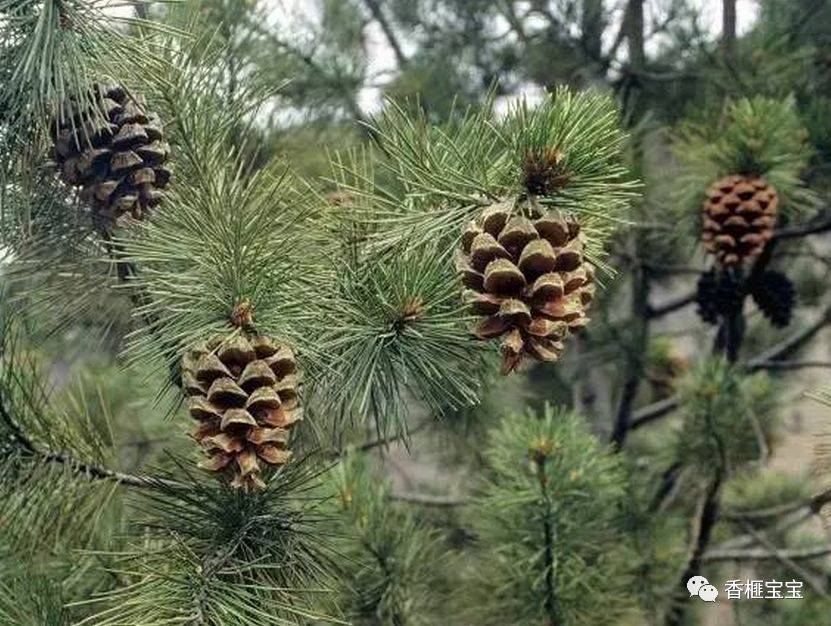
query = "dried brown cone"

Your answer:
(457, 200), (595, 374)
(181, 334), (301, 490)
(52, 83), (171, 224)
(701, 174), (778, 267)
